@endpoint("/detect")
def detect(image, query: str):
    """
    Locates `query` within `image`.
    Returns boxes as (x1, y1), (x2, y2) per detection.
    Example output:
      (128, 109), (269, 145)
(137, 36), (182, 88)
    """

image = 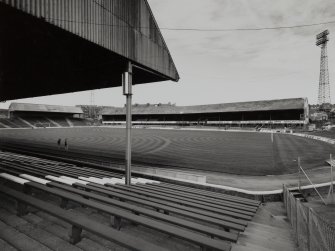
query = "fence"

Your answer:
(283, 185), (335, 251)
